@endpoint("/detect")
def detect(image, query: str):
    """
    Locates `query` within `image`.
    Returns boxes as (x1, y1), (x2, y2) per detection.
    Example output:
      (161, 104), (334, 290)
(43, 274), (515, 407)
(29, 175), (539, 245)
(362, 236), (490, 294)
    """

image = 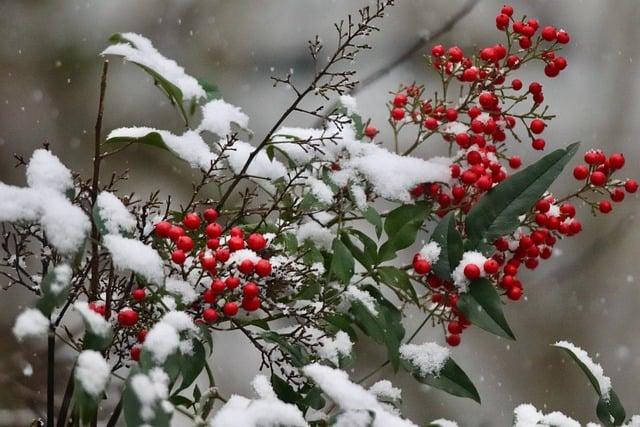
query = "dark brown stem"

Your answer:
(56, 371), (75, 427)
(47, 328), (55, 427)
(89, 60), (109, 301)
(105, 398), (122, 427)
